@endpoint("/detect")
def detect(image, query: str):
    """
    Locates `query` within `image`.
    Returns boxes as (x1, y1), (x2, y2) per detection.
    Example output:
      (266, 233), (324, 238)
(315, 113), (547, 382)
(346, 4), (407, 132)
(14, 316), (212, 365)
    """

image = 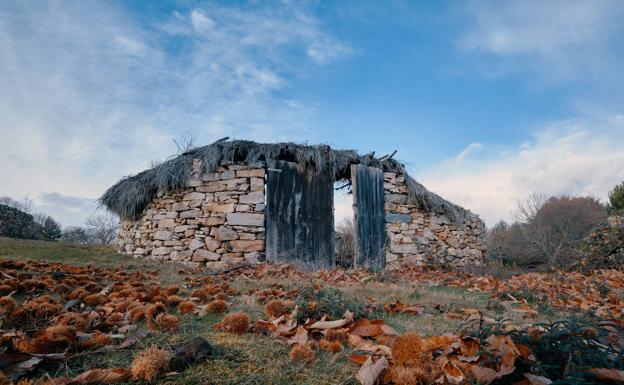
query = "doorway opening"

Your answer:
(334, 180), (355, 268)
